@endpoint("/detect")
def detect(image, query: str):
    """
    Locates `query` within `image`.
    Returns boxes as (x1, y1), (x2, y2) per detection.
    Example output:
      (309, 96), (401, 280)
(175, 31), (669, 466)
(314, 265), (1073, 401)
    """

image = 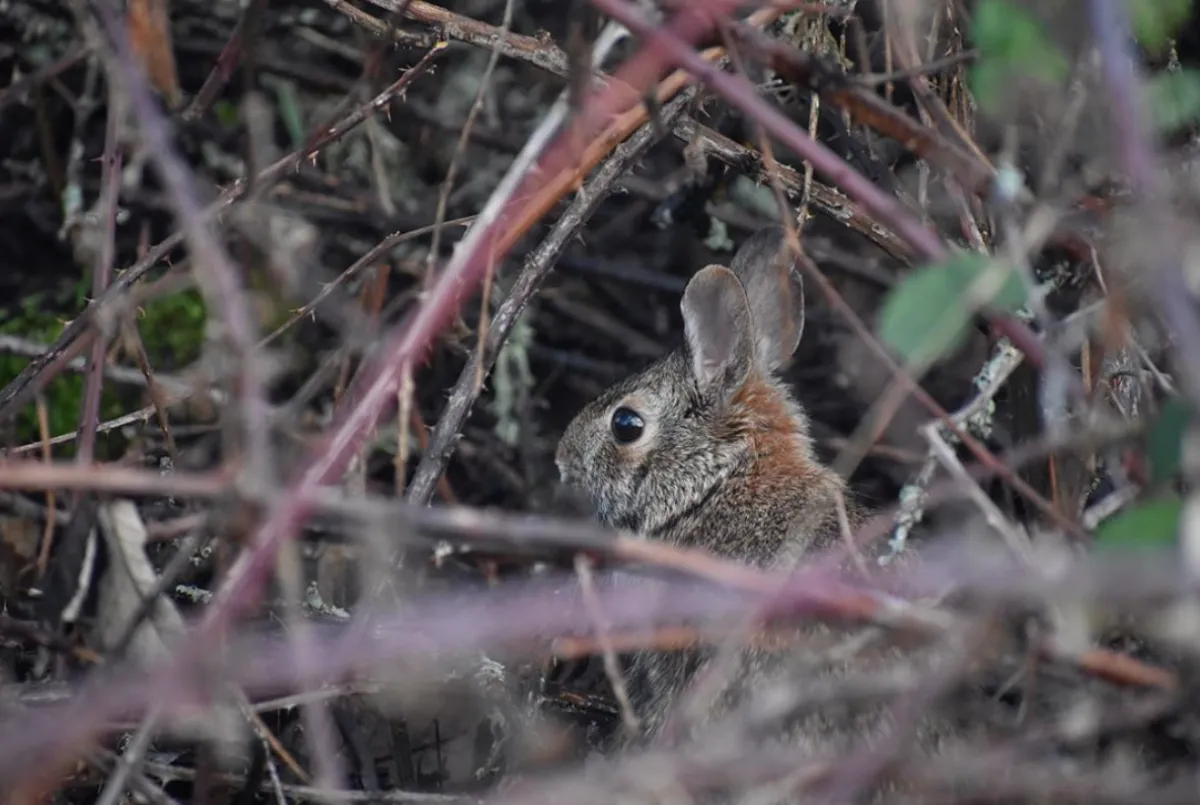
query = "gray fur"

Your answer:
(554, 226), (977, 802)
